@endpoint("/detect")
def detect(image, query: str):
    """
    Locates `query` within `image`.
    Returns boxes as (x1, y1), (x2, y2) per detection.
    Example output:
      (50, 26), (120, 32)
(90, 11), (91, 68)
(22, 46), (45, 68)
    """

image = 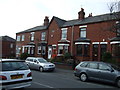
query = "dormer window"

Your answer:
(61, 28), (67, 40)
